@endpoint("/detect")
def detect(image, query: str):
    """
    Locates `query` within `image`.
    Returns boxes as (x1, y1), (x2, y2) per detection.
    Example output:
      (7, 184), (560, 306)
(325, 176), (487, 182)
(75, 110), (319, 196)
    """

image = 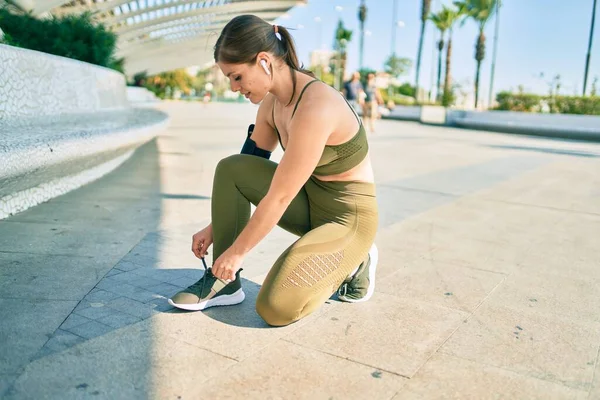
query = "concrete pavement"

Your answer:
(1, 101), (599, 399)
